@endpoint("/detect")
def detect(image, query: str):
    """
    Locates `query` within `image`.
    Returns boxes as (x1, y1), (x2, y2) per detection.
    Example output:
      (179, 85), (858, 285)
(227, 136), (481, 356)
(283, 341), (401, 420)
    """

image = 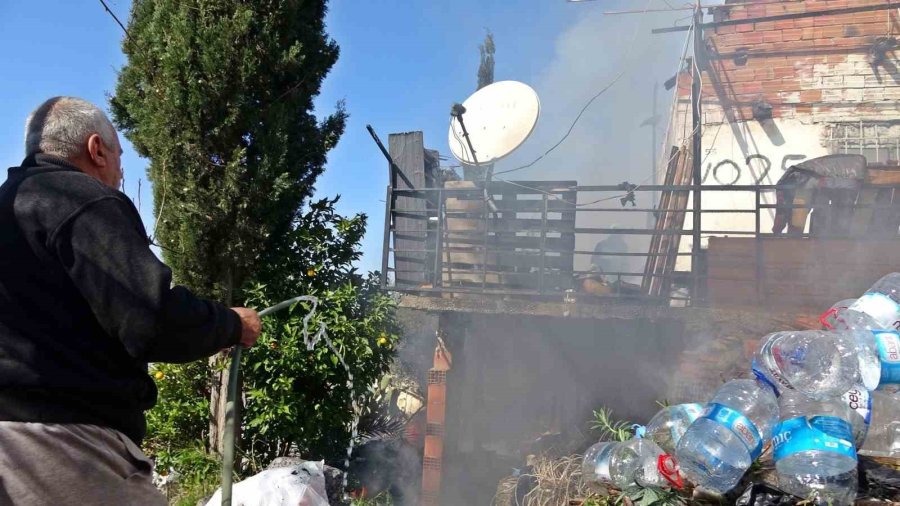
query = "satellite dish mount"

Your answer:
(449, 103), (482, 169)
(448, 80), (541, 175)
